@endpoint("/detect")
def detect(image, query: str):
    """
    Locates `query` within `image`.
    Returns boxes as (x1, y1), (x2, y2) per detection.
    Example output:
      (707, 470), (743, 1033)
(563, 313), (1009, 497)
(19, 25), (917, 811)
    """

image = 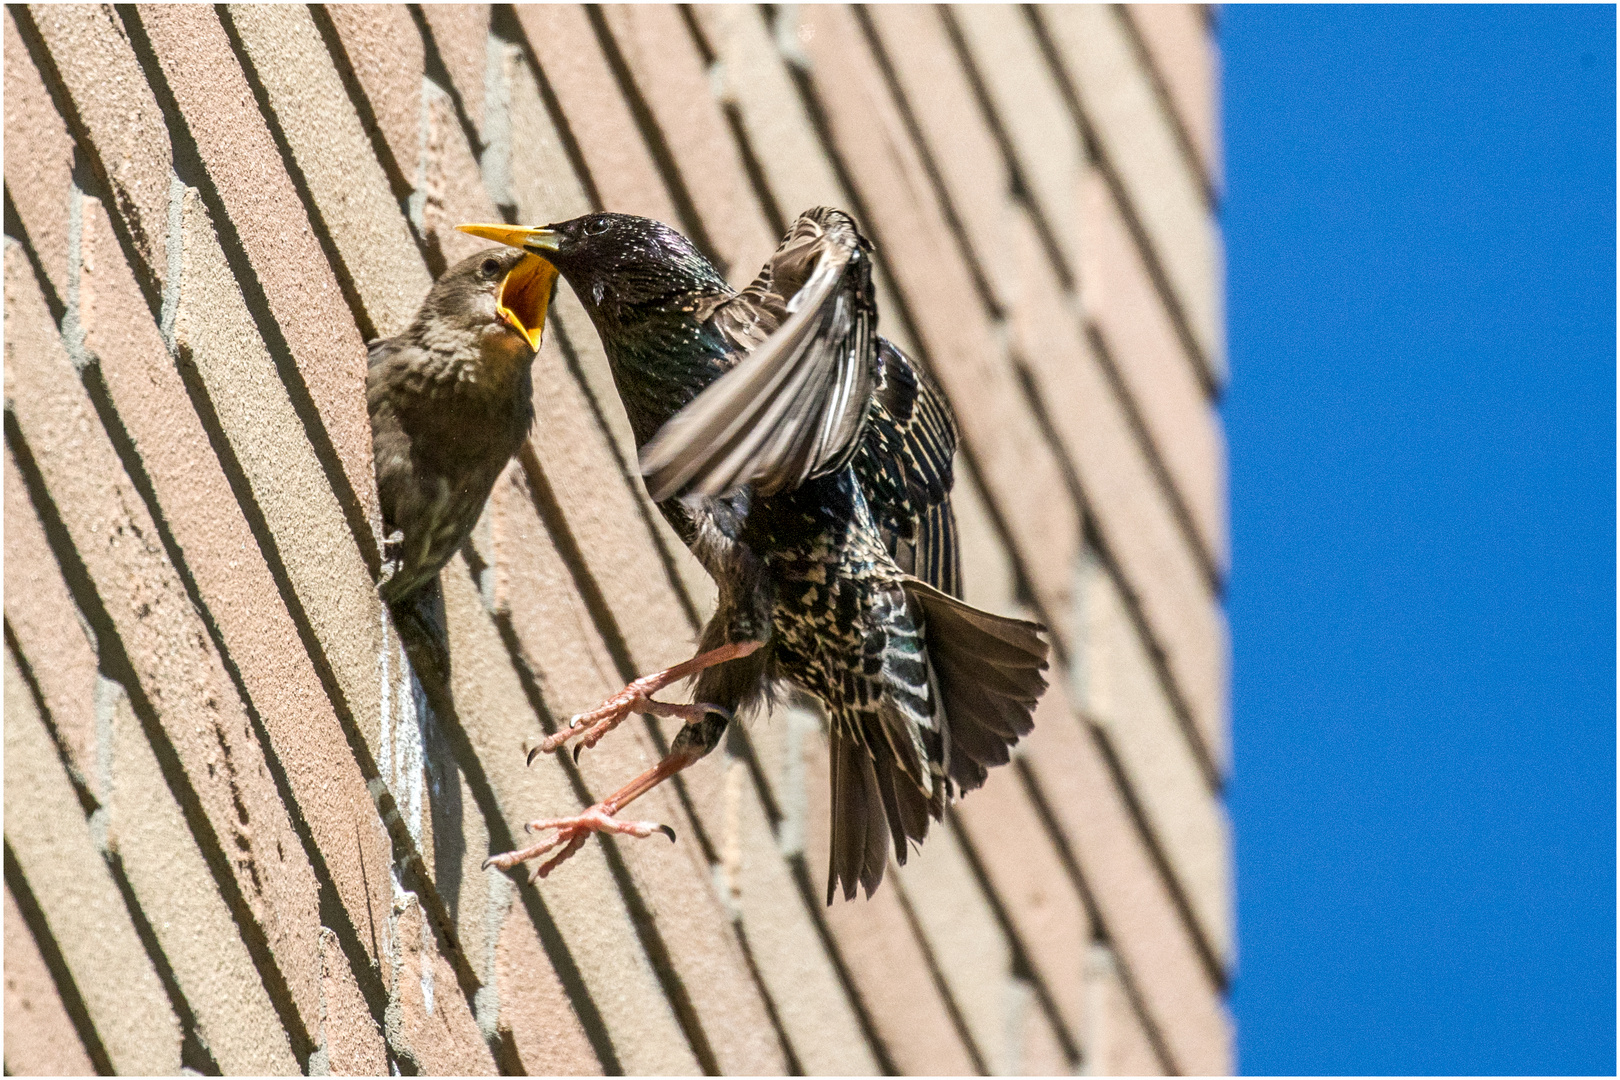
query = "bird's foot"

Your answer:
(528, 640), (762, 763)
(483, 804), (676, 881)
(379, 529), (406, 586)
(534, 691), (730, 764)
